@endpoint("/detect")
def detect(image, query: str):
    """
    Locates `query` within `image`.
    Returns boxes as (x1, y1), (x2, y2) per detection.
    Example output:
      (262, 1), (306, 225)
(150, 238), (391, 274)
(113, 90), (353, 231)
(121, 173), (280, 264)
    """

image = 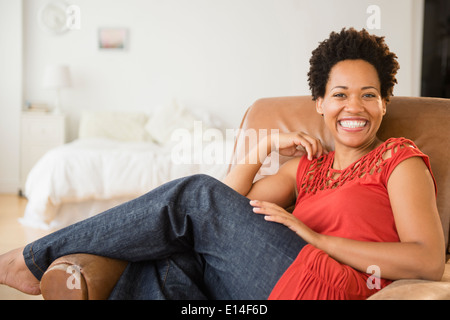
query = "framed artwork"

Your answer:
(98, 28), (129, 50)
